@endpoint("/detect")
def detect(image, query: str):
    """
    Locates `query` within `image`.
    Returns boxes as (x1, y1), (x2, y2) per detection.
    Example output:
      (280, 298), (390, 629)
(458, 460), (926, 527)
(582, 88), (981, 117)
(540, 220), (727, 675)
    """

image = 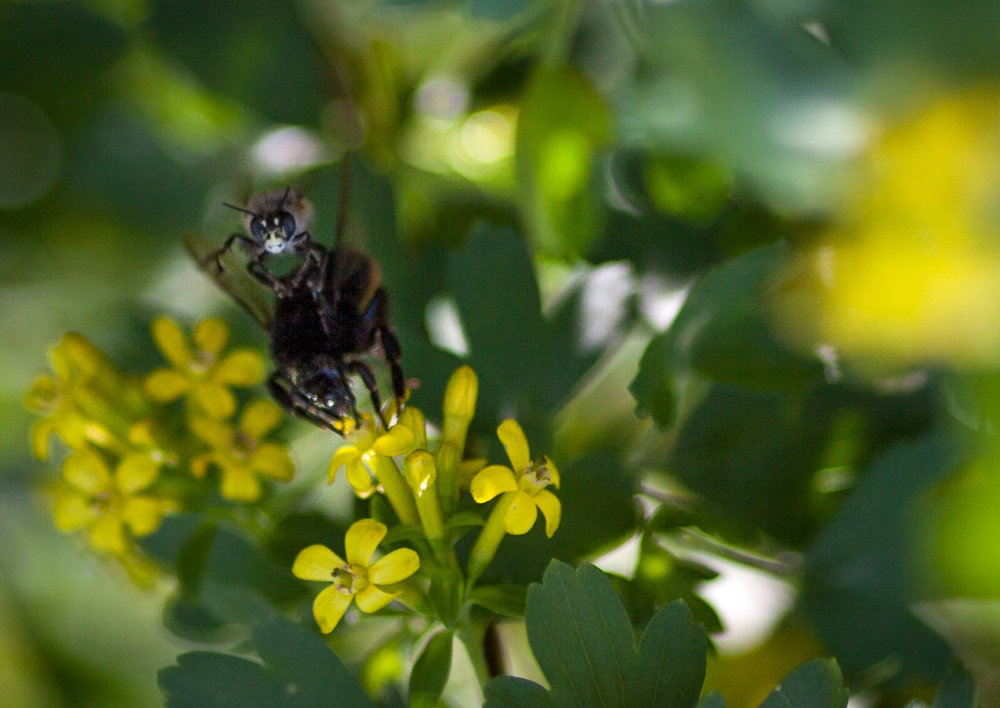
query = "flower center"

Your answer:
(520, 459), (554, 495)
(331, 564), (369, 595)
(189, 349), (215, 376)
